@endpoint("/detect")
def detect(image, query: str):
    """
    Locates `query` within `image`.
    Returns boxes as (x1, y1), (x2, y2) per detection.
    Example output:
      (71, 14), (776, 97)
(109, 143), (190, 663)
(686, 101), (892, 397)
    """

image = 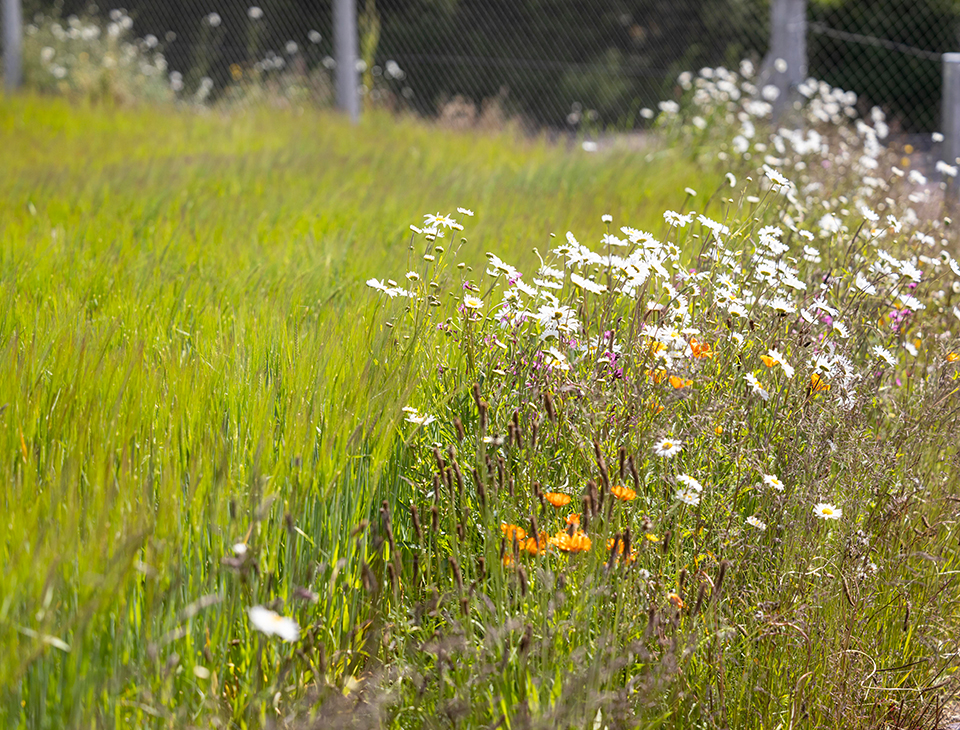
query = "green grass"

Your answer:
(0, 94), (722, 727)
